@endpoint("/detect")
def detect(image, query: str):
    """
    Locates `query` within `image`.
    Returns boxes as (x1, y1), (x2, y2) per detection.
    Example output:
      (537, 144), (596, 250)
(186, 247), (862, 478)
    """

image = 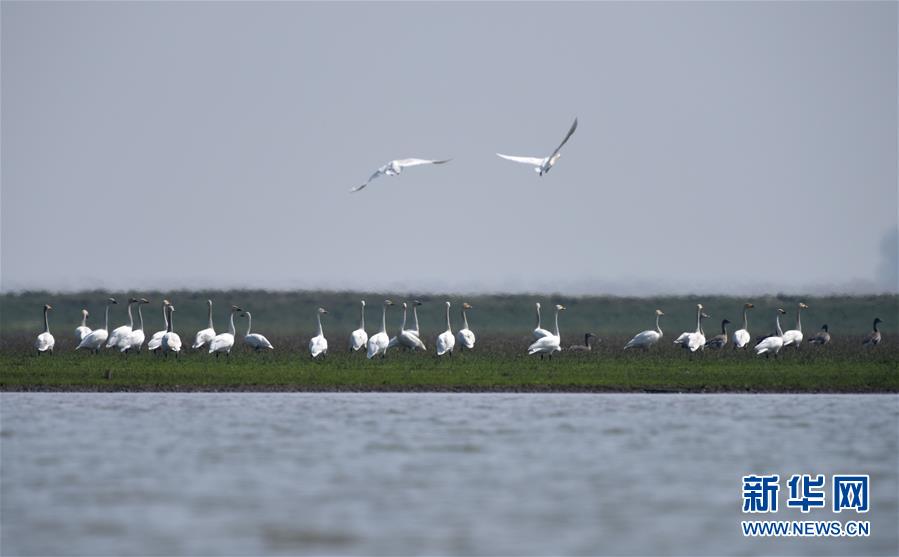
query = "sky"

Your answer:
(2, 1), (896, 295)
